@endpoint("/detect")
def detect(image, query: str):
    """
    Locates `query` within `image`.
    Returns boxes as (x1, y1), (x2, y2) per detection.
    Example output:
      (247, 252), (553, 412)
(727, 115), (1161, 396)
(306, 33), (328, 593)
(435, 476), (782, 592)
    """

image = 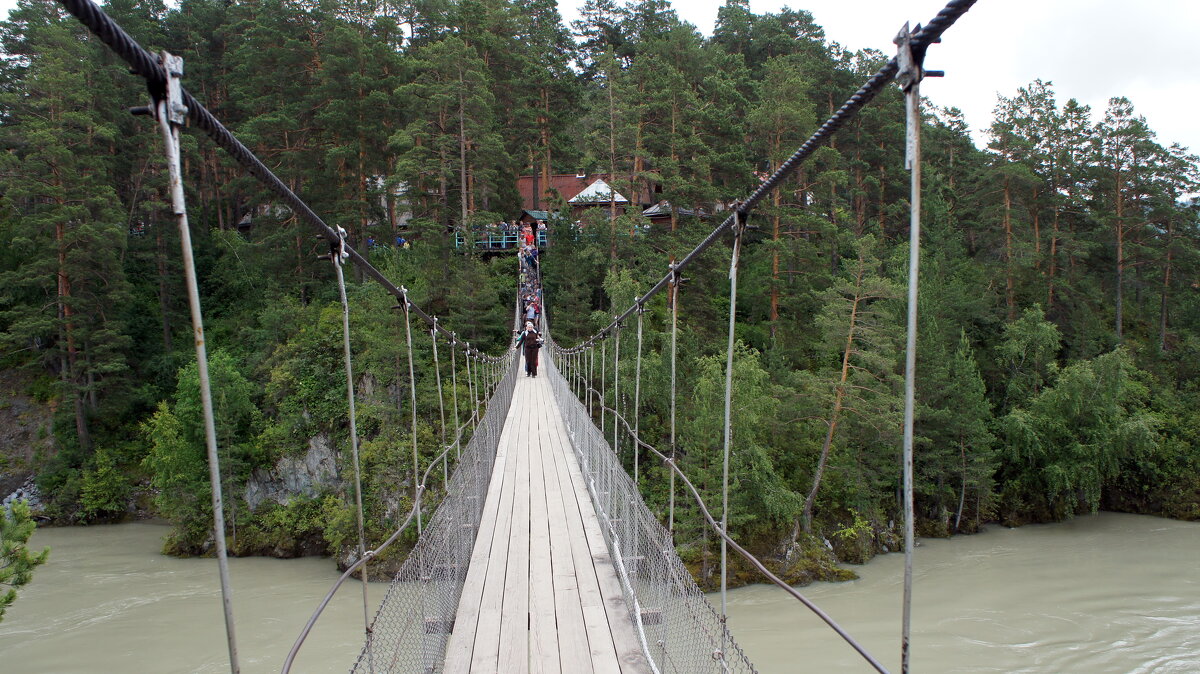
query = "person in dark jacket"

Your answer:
(516, 321), (542, 377)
